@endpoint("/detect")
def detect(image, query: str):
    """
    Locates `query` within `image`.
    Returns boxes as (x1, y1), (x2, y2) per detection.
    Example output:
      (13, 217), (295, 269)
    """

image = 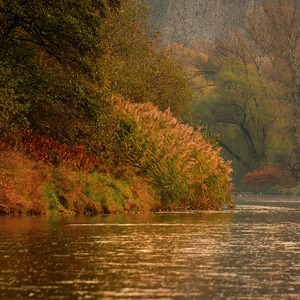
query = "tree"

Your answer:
(192, 58), (274, 182)
(0, 0), (194, 171)
(100, 0), (192, 118)
(243, 0), (300, 181)
(0, 0), (119, 142)
(245, 0), (300, 118)
(189, 0), (300, 185)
